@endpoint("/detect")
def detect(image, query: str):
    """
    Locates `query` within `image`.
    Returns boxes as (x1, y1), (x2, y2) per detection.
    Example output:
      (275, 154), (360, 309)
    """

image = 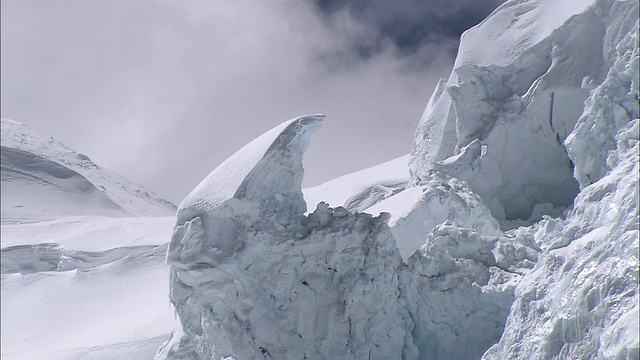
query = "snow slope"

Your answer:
(1, 118), (176, 221)
(303, 154), (410, 212)
(1, 120), (179, 359)
(1, 243), (179, 360)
